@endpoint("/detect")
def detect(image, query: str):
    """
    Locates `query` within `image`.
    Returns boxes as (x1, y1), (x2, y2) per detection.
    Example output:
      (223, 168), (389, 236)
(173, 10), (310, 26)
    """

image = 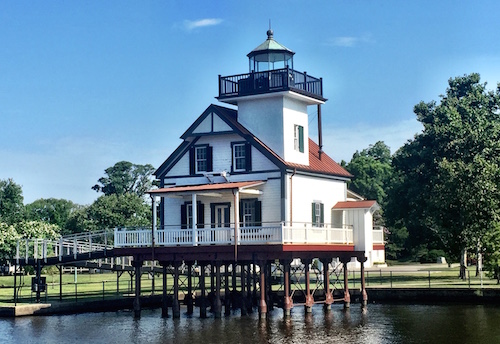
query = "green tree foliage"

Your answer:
(0, 222), (20, 261)
(67, 193), (151, 232)
(344, 141), (392, 206)
(25, 198), (78, 235)
(0, 178), (24, 225)
(386, 73), (500, 271)
(92, 161), (155, 197)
